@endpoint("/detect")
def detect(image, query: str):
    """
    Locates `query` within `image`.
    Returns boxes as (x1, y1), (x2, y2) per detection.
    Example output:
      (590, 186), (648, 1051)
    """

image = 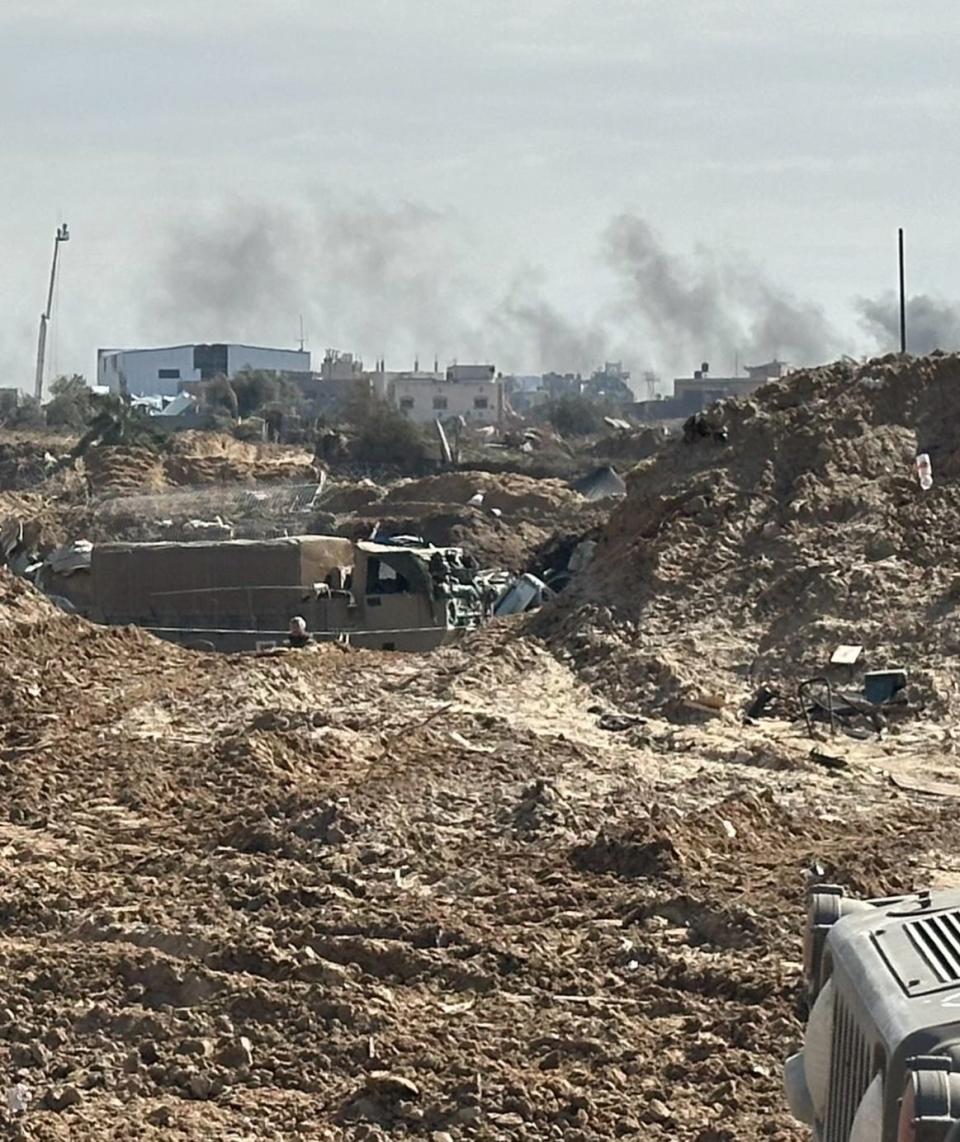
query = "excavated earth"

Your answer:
(329, 471), (610, 572)
(2, 357), (960, 1138)
(1, 446), (612, 572)
(0, 579), (958, 1140)
(537, 352), (960, 721)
